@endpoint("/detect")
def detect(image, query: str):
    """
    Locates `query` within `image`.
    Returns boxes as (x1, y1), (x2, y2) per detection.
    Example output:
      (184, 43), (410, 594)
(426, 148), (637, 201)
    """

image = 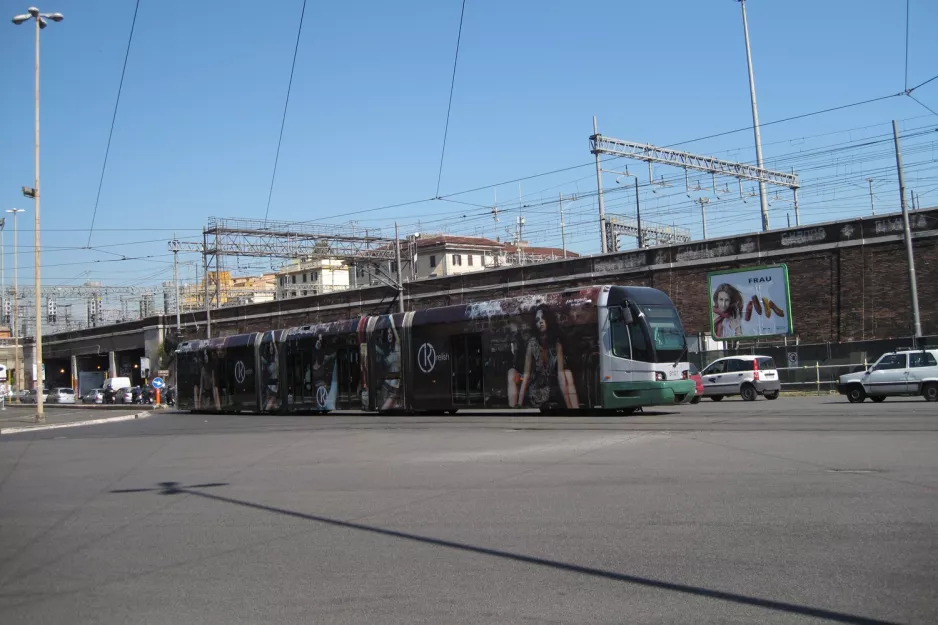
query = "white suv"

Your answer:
(700, 355), (781, 401)
(839, 349), (938, 403)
